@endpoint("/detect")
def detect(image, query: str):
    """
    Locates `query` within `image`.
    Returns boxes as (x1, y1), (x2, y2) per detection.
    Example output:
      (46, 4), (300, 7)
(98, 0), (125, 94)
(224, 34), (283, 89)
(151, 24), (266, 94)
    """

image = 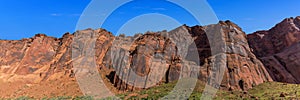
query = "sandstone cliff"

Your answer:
(0, 20), (275, 98)
(248, 16), (300, 83)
